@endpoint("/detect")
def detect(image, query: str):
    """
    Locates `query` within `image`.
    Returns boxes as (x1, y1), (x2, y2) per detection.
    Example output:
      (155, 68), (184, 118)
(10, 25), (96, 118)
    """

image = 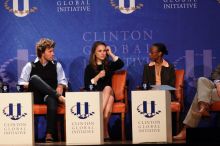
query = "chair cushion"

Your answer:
(112, 102), (126, 113)
(34, 104), (65, 115)
(210, 101), (220, 111)
(171, 102), (181, 112)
